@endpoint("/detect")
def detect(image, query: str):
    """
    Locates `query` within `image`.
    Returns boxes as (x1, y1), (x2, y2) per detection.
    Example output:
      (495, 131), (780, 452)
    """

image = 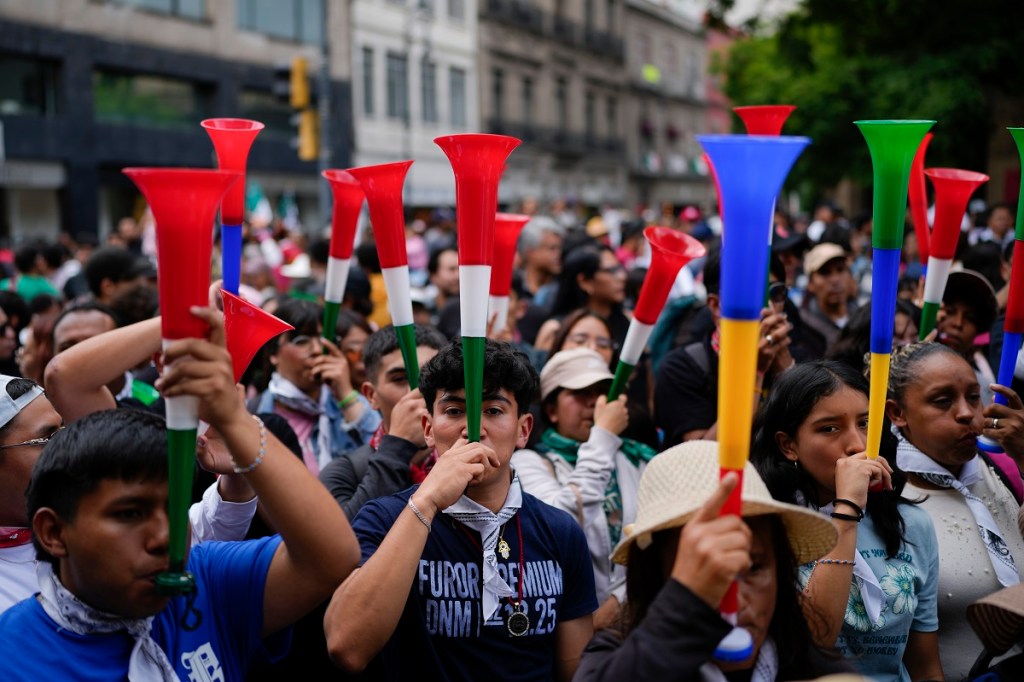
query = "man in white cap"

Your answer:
(799, 242), (857, 358)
